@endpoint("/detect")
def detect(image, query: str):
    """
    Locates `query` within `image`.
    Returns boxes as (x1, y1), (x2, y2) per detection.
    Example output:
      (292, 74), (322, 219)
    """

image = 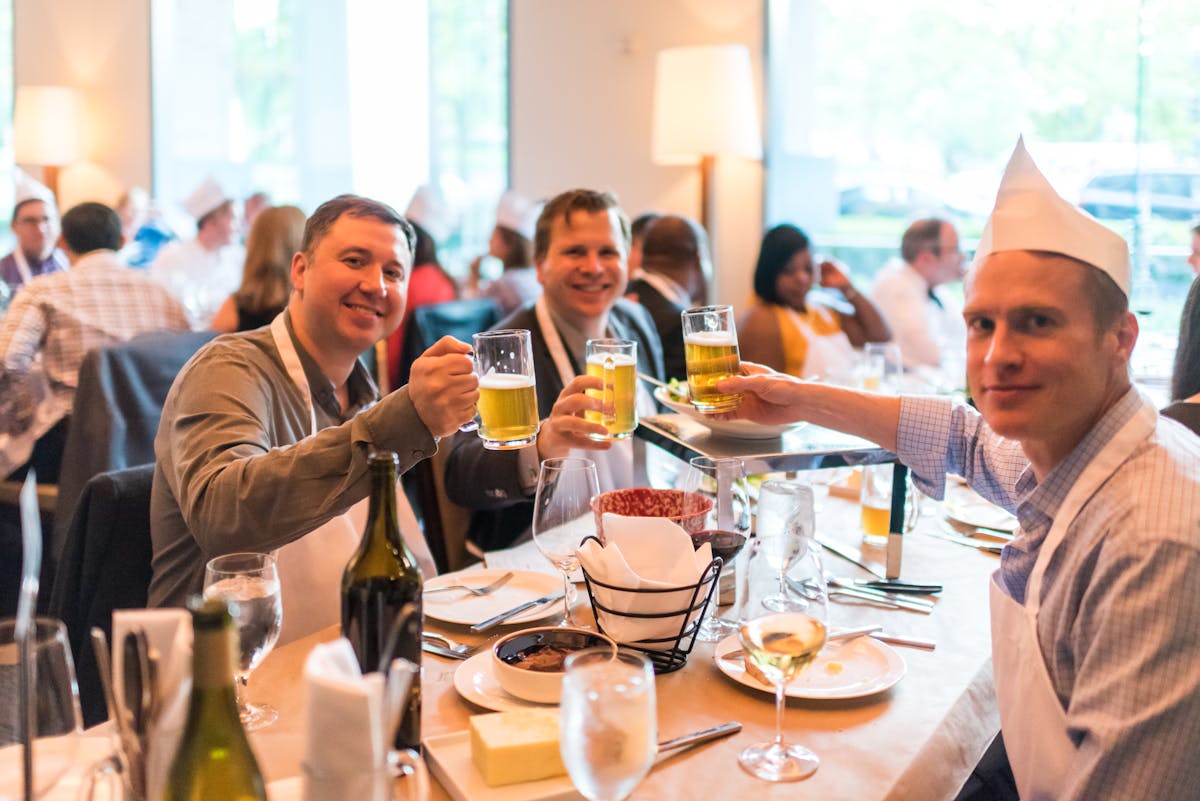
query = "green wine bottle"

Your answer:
(341, 450), (424, 751)
(165, 598), (267, 801)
